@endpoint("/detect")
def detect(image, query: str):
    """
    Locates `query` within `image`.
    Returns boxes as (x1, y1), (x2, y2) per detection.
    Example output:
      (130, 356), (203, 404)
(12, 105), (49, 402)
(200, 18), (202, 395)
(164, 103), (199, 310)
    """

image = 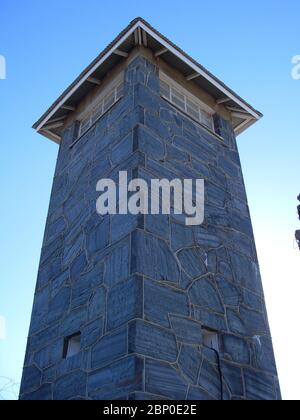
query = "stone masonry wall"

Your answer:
(20, 54), (281, 400)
